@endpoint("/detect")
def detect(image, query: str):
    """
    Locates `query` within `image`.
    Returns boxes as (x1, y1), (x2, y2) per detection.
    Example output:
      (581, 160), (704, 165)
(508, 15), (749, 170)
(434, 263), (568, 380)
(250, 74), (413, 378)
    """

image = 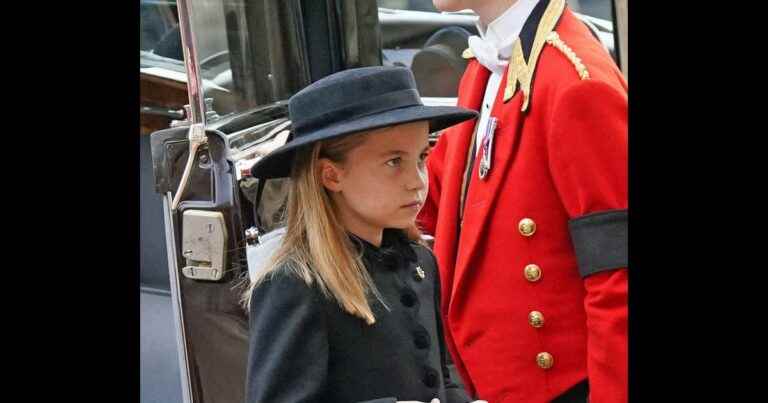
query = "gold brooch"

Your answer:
(415, 266), (426, 280)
